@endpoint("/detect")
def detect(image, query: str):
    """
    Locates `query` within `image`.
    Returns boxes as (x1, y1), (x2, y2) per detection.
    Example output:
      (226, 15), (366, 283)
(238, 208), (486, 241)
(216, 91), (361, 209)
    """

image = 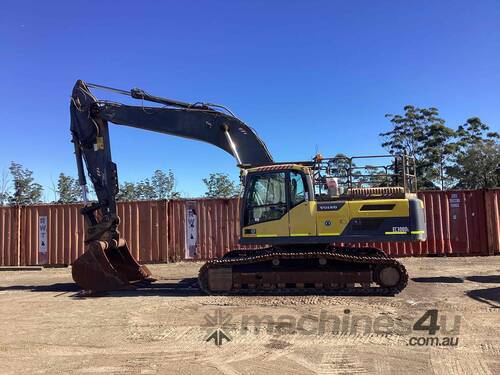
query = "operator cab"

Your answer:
(242, 165), (313, 228)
